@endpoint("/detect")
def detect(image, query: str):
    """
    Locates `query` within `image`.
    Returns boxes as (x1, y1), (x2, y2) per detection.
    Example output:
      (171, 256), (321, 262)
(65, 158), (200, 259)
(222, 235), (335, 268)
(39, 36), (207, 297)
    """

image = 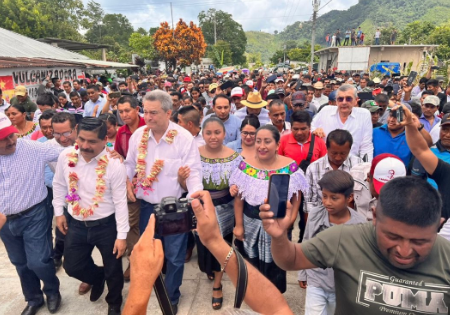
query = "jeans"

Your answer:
(305, 286), (336, 315)
(63, 216), (123, 306)
(343, 38), (349, 46)
(0, 200), (60, 306)
(140, 200), (188, 305)
(375, 38), (380, 45)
